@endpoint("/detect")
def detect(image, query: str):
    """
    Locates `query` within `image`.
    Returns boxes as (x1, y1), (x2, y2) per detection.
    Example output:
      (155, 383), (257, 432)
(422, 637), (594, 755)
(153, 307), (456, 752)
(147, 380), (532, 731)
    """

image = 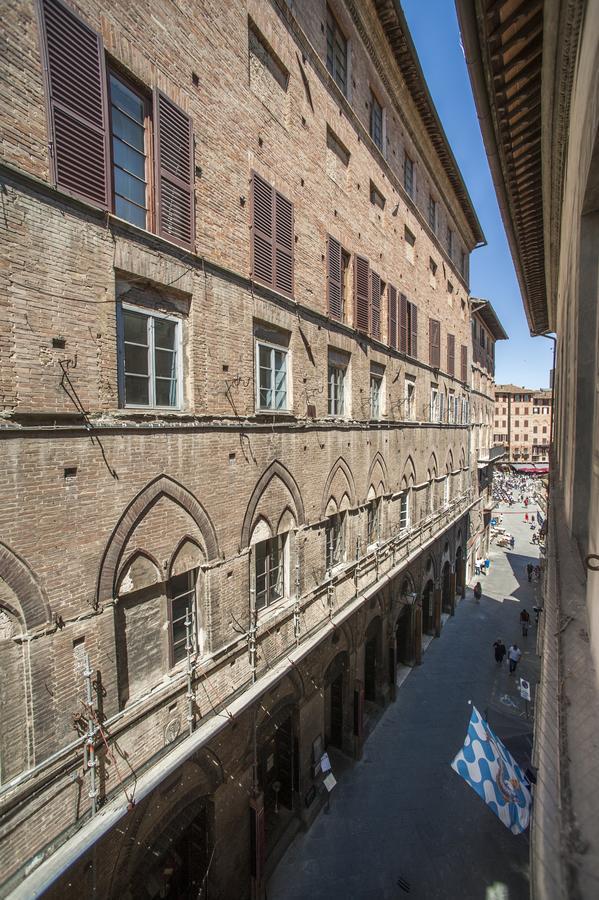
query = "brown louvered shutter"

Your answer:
(447, 333), (455, 376)
(39, 0), (109, 208)
(154, 90), (195, 249)
(274, 190), (294, 297)
(371, 271), (381, 339)
(327, 235), (343, 320)
(354, 255), (370, 333)
(250, 172), (274, 287)
(429, 318), (440, 368)
(399, 293), (408, 354)
(461, 344), (468, 382)
(388, 285), (397, 349)
(410, 302), (418, 359)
